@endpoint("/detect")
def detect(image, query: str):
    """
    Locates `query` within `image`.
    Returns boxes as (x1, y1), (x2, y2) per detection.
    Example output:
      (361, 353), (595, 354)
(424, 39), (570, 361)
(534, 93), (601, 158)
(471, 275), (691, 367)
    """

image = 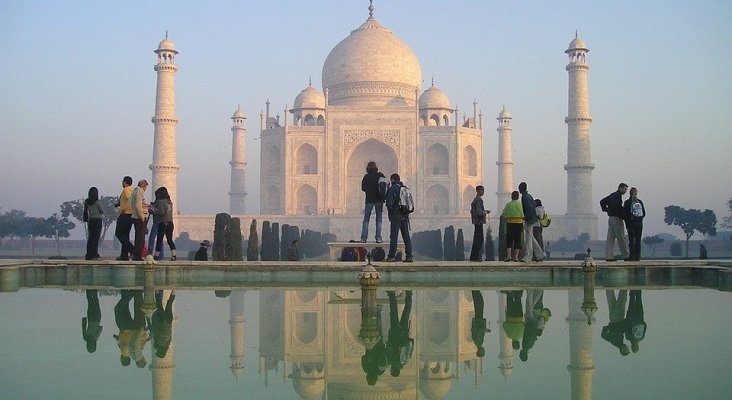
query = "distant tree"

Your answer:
(228, 217), (243, 261)
(43, 213), (75, 256)
(174, 231), (198, 252)
(723, 197), (732, 229)
(261, 221), (272, 261)
(498, 216), (507, 261)
(23, 216), (47, 256)
(213, 213), (232, 261)
(247, 219), (259, 261)
(0, 209), (28, 243)
(443, 226), (455, 261)
(60, 196), (116, 241)
(664, 205), (717, 258)
(485, 225), (496, 261)
(642, 235), (664, 257)
(669, 241), (683, 257)
(455, 229), (465, 261)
